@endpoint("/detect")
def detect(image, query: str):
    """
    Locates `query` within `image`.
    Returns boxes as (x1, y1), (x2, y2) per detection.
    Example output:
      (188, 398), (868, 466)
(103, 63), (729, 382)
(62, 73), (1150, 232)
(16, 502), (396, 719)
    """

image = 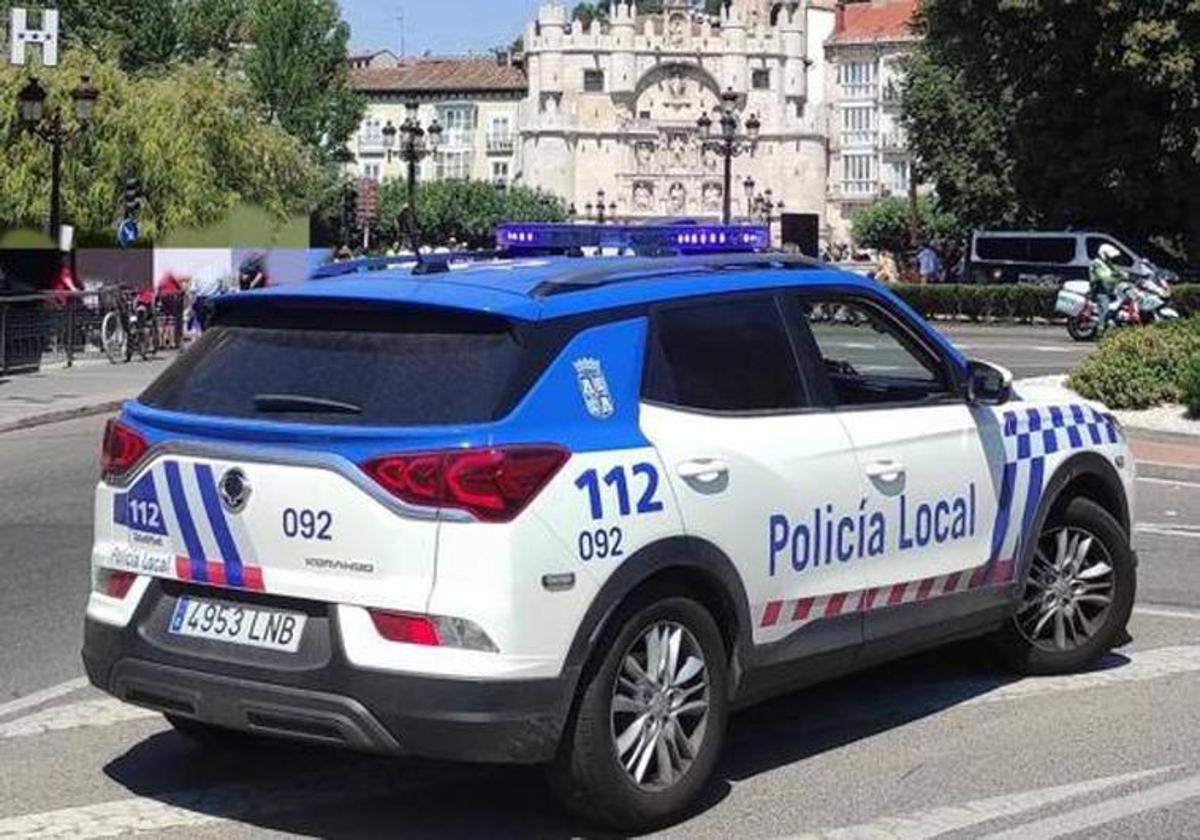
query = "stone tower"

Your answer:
(520, 1), (837, 229)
